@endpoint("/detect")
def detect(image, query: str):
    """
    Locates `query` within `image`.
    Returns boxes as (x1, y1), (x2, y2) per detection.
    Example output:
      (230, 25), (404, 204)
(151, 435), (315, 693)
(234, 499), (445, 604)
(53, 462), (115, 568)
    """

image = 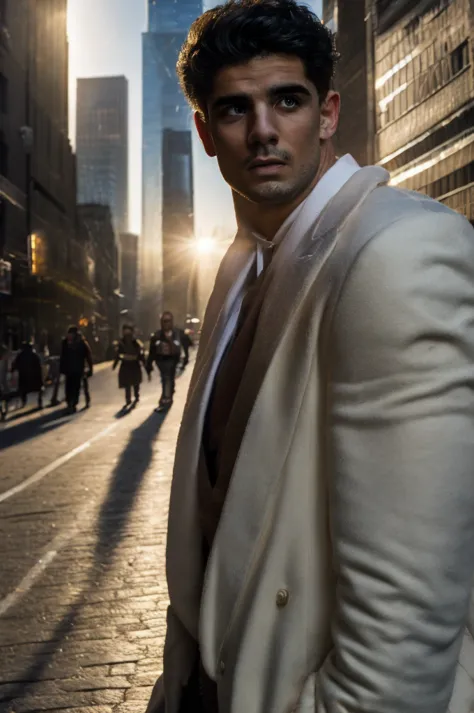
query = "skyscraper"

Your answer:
(326, 0), (473, 224)
(119, 232), (139, 322)
(76, 76), (129, 234)
(322, 0), (375, 165)
(141, 0), (202, 329)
